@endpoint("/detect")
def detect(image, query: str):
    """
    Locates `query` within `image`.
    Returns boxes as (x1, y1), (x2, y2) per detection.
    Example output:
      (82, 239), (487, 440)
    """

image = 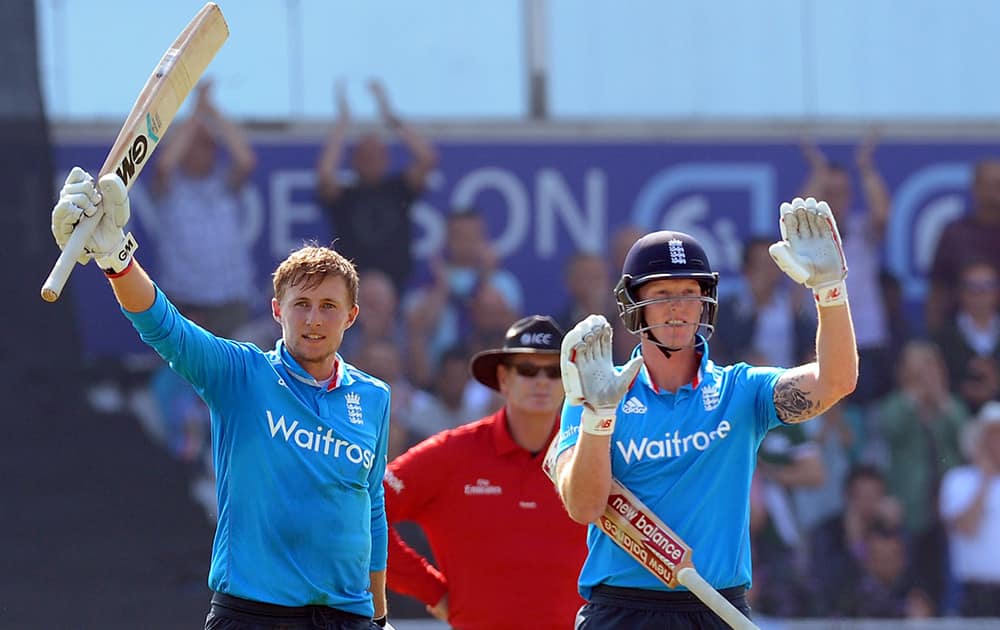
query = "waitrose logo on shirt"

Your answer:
(266, 410), (376, 469)
(616, 420), (732, 464)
